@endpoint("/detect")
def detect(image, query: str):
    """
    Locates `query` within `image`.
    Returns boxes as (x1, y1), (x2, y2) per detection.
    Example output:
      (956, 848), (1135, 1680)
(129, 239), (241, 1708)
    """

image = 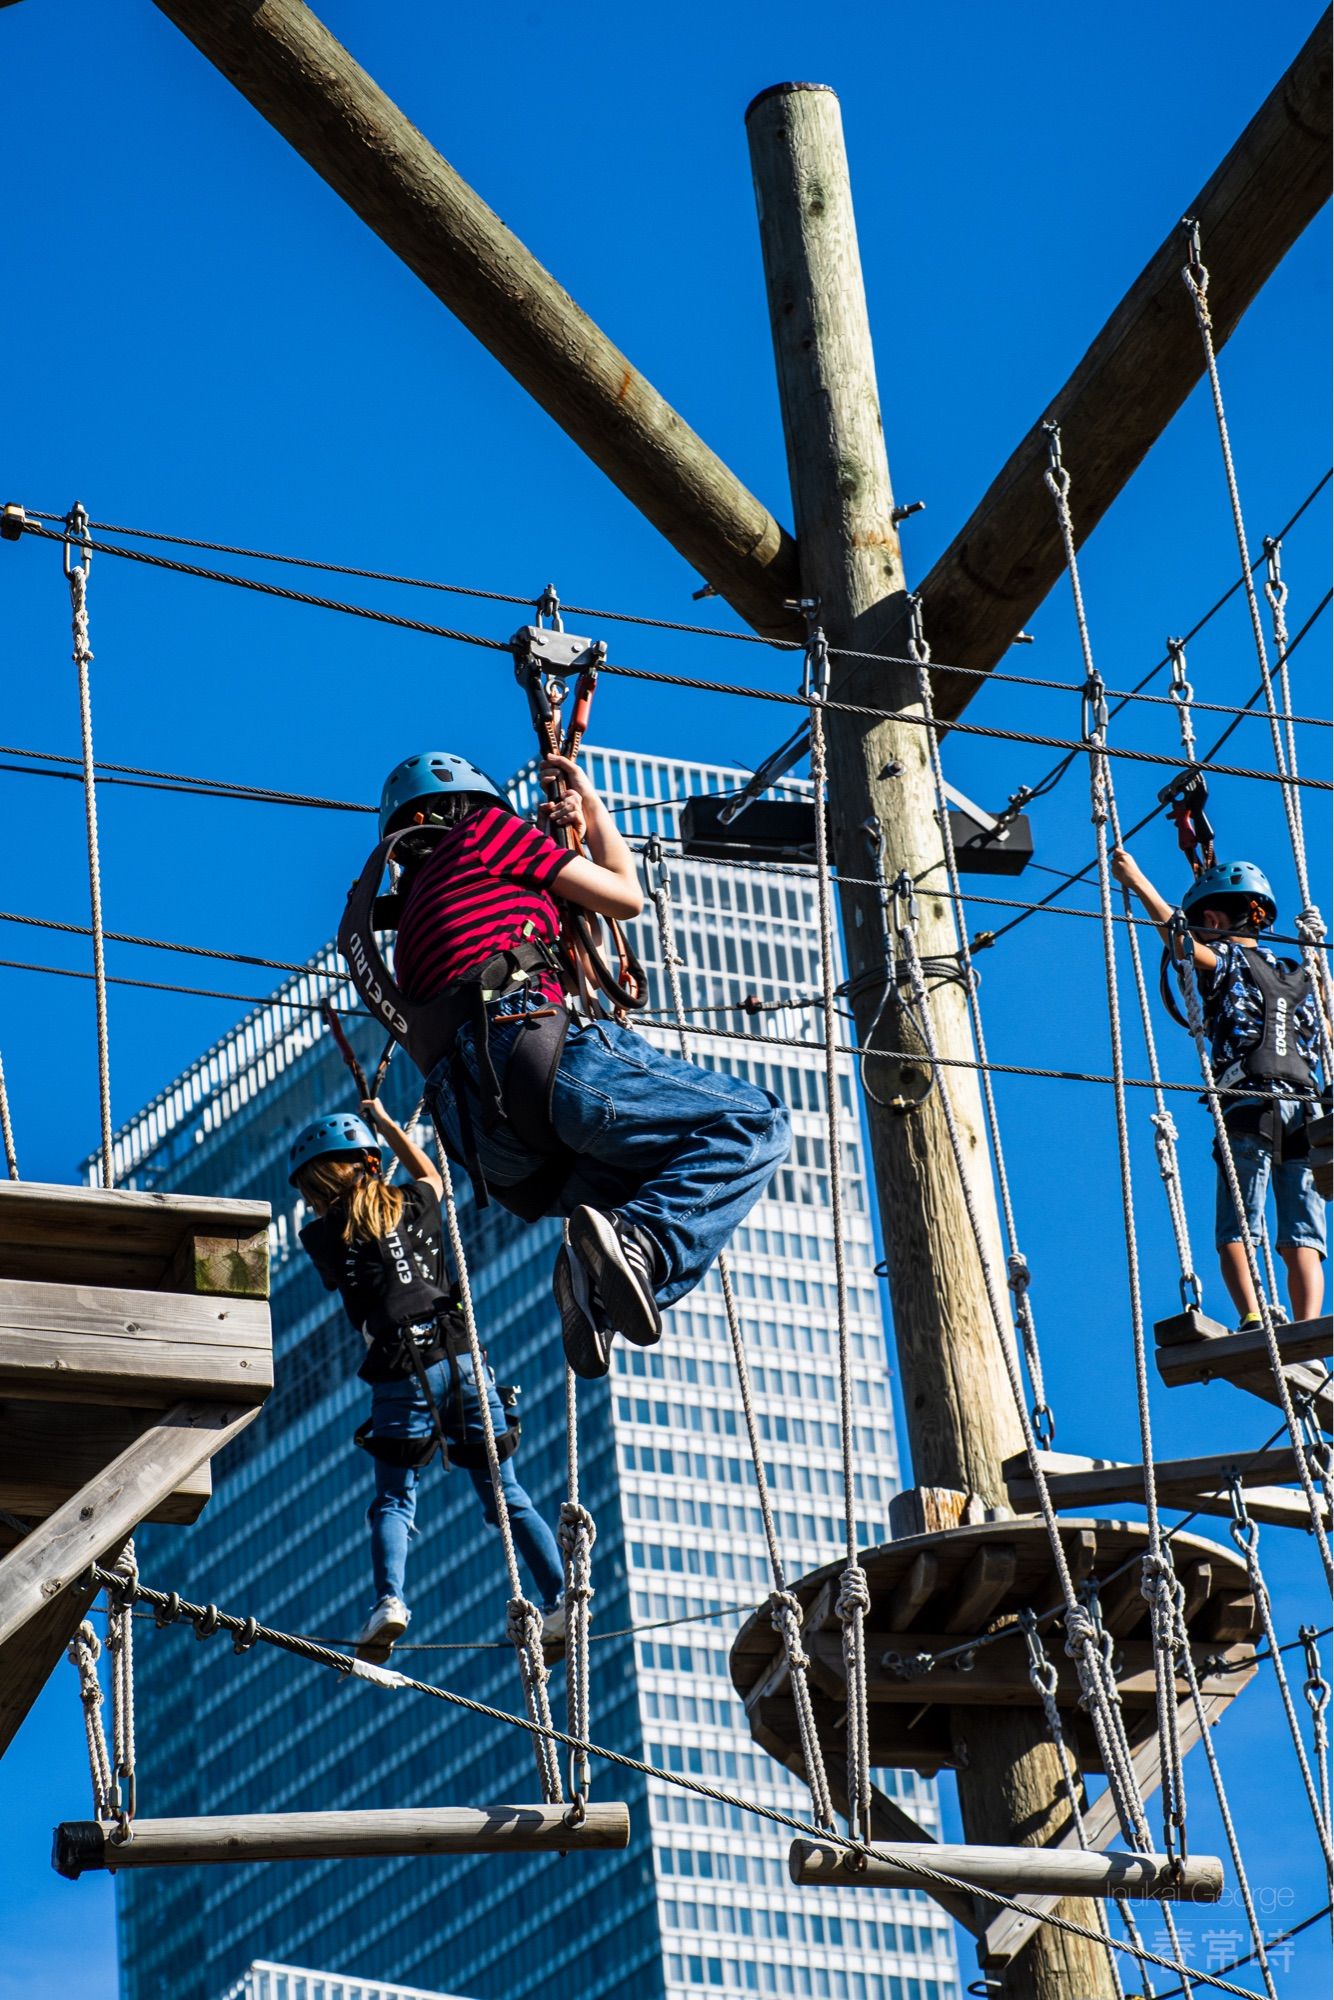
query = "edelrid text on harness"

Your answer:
(336, 823), (576, 1218)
